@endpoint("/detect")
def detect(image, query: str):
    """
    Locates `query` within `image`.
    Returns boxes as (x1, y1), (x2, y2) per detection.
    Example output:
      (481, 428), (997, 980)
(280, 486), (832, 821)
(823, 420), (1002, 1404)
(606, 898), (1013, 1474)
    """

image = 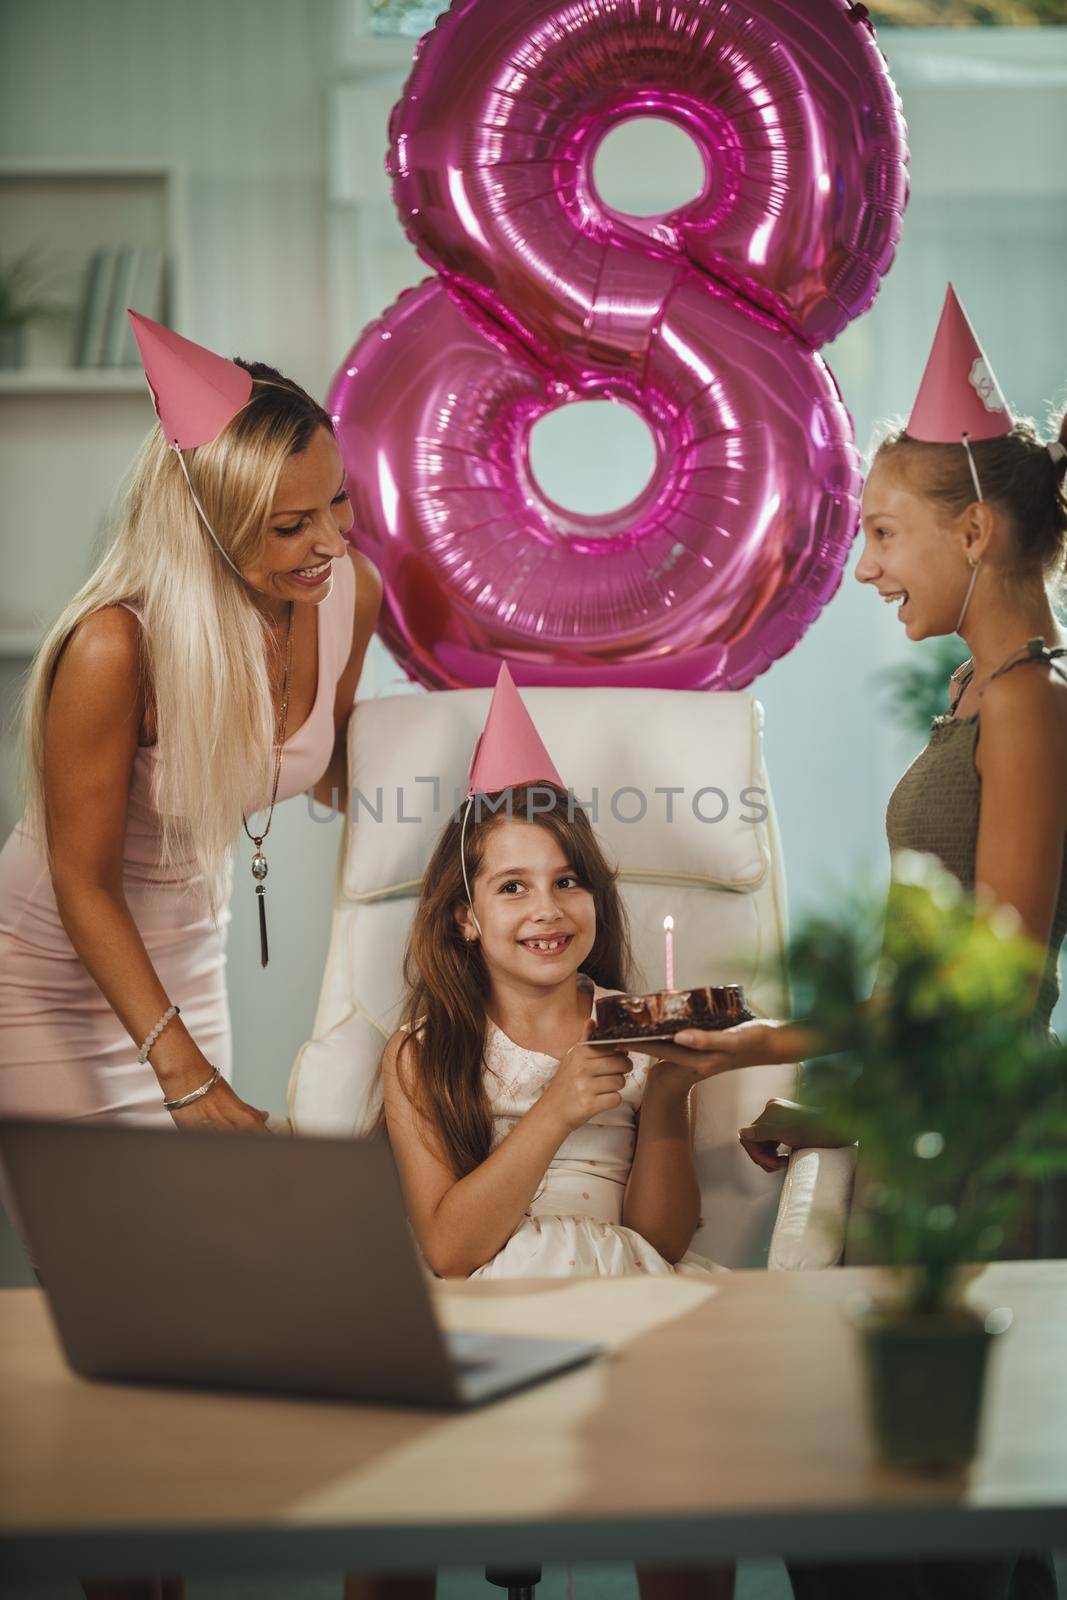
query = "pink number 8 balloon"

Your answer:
(330, 0), (908, 690)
